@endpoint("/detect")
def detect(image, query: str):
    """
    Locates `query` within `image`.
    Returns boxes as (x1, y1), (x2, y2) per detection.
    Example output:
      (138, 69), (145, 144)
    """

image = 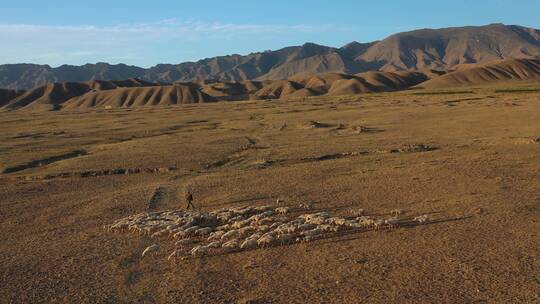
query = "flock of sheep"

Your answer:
(106, 204), (430, 260)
